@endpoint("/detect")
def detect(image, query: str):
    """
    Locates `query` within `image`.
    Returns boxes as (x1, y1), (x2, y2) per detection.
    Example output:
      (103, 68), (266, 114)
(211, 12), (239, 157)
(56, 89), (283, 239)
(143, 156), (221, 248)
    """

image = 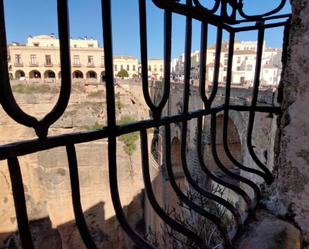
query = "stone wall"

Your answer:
(0, 81), (150, 248)
(267, 0), (309, 244)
